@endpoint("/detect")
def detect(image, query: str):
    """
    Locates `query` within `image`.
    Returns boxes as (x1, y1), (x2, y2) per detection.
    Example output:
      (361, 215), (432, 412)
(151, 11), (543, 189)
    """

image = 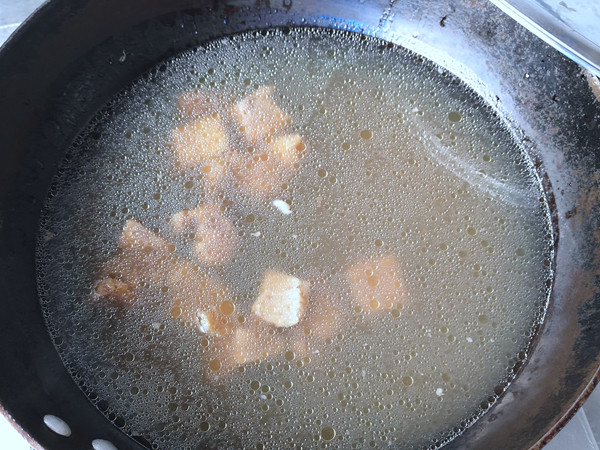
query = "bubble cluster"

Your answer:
(36, 27), (553, 449)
